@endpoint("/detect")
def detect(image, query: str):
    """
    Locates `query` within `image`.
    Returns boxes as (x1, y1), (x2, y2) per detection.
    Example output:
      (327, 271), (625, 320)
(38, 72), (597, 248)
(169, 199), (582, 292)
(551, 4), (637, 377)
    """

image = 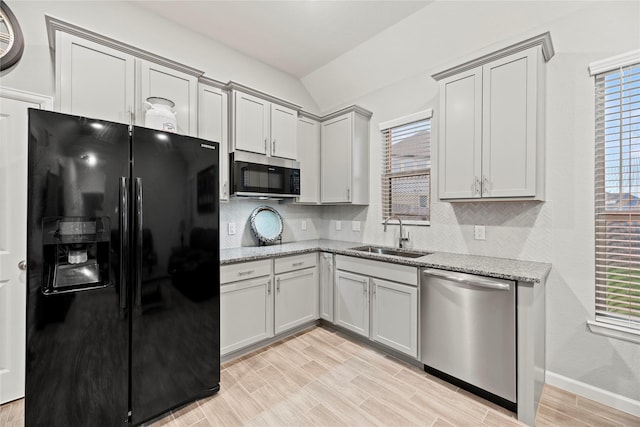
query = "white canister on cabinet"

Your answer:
(144, 97), (177, 132)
